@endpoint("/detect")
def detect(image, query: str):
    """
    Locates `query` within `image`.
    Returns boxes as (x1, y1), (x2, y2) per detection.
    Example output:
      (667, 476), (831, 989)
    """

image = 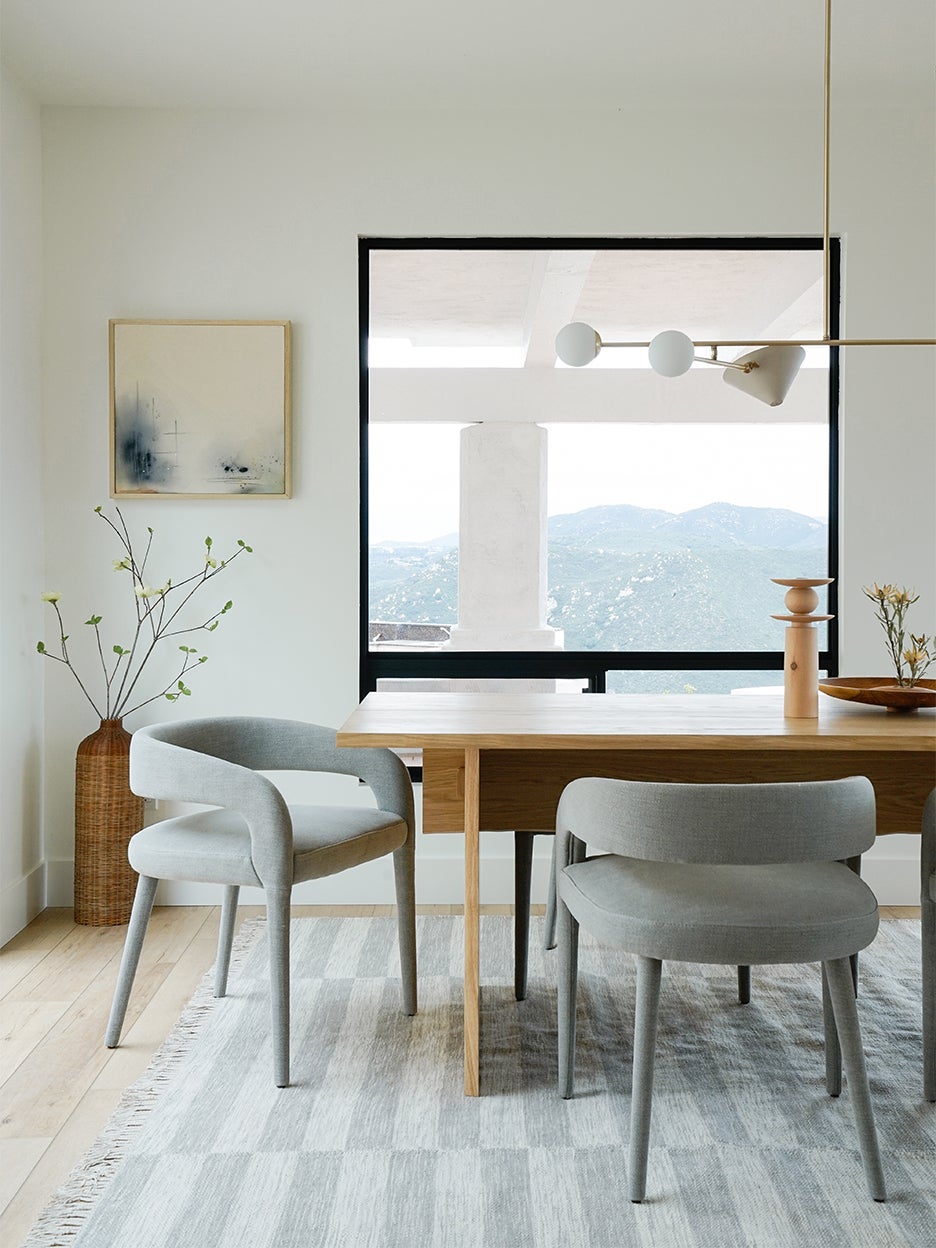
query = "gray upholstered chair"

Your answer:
(923, 788), (936, 1102)
(514, 831), (750, 1004)
(555, 775), (886, 1202)
(104, 717), (416, 1087)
